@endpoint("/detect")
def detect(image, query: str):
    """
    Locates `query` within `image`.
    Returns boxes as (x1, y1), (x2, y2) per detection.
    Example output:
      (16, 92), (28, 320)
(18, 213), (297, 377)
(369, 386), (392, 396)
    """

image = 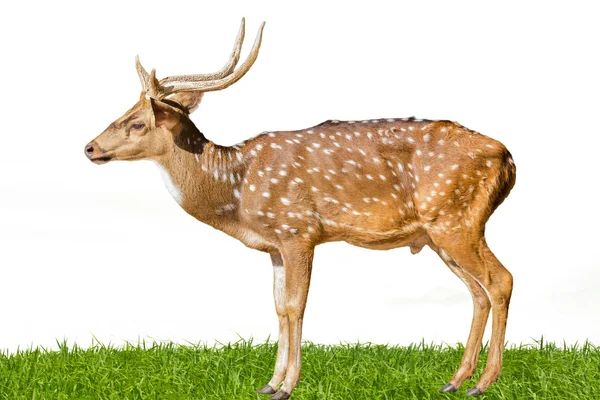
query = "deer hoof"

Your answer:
(257, 385), (277, 395)
(270, 390), (291, 400)
(466, 386), (484, 396)
(440, 383), (457, 393)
